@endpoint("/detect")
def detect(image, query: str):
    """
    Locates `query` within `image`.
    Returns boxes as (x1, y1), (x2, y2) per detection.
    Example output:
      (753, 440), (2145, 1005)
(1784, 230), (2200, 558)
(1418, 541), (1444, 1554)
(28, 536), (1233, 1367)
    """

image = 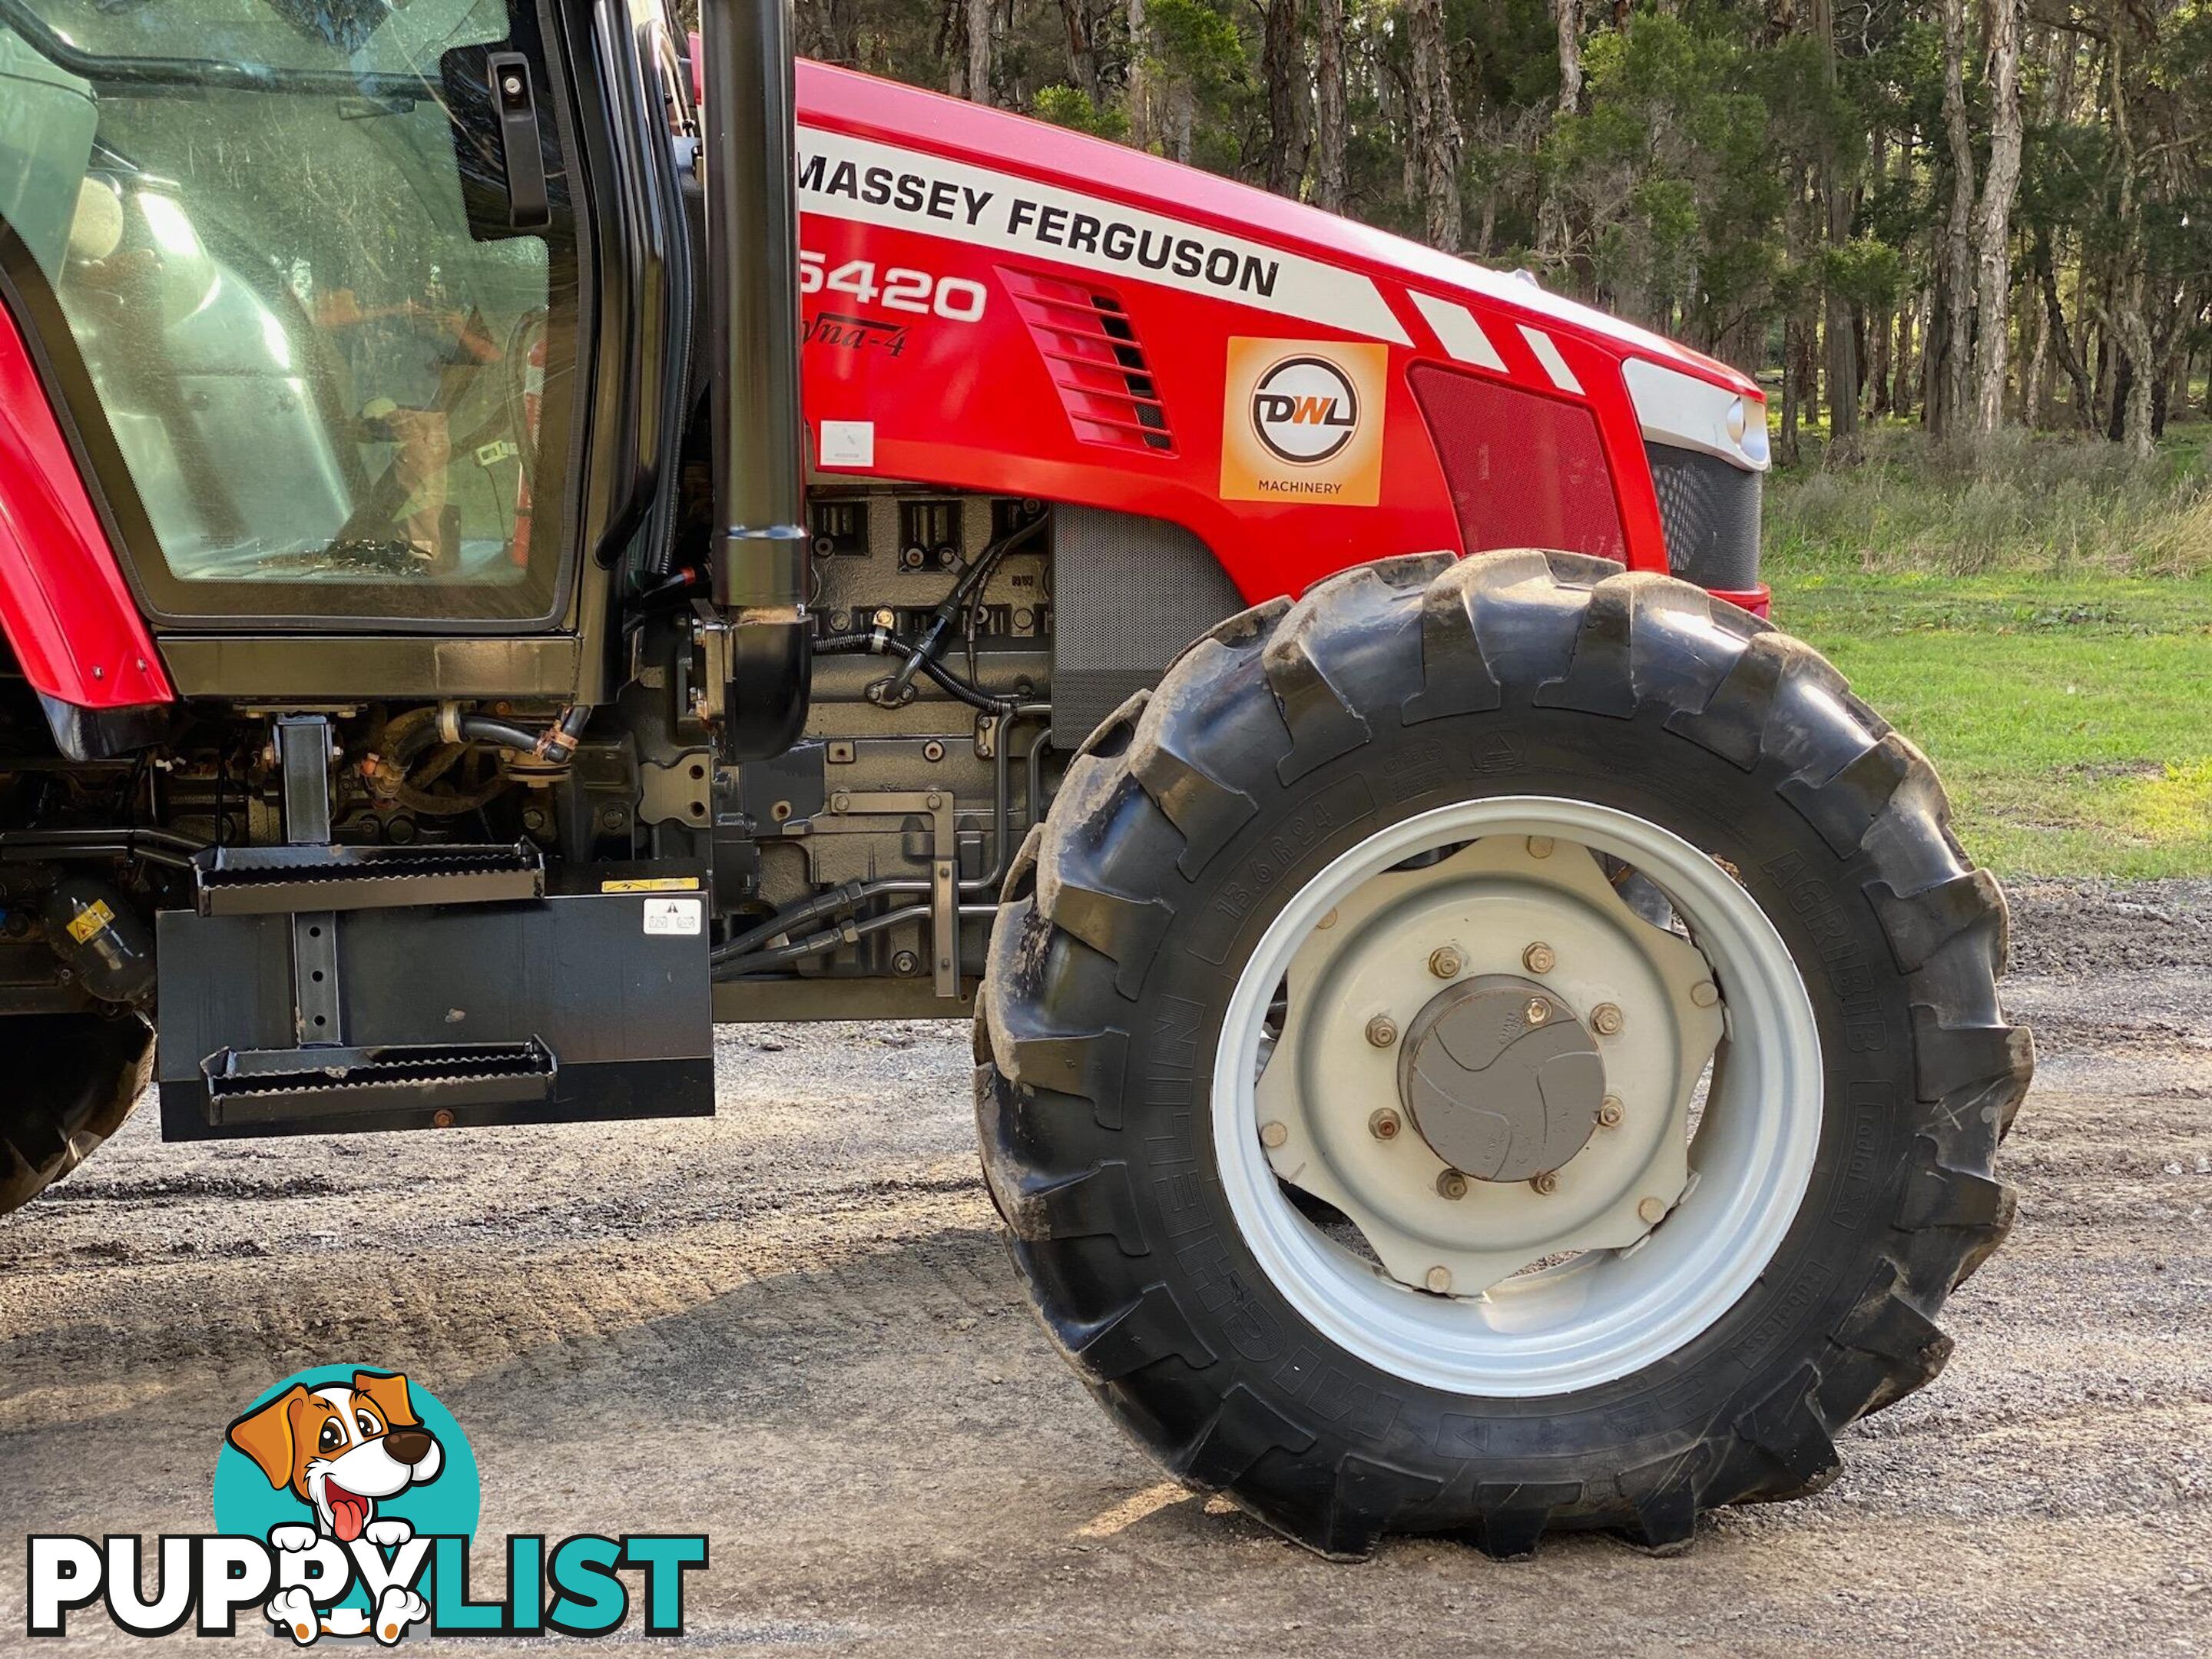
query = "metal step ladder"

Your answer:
(190, 714), (558, 1115)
